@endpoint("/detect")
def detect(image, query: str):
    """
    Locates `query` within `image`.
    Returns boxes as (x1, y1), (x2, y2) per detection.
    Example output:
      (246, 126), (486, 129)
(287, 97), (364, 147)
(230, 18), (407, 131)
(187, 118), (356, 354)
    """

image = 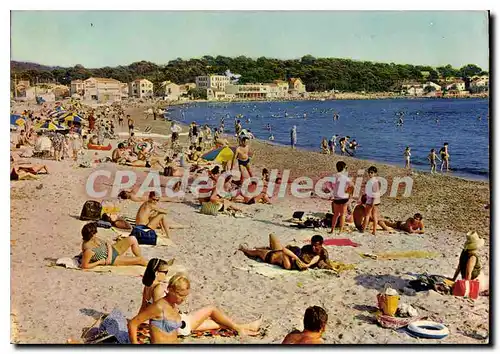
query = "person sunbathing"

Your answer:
(138, 258), (175, 314)
(238, 233), (310, 270)
(232, 181), (271, 205)
(80, 222), (148, 269)
(353, 194), (394, 233)
(112, 143), (128, 163)
(128, 273), (262, 344)
(385, 213), (425, 234)
(125, 155), (165, 170)
(136, 192), (173, 238)
(100, 213), (133, 230)
(10, 163), (49, 180)
(118, 188), (183, 203)
(282, 306), (328, 344)
(163, 157), (184, 177)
